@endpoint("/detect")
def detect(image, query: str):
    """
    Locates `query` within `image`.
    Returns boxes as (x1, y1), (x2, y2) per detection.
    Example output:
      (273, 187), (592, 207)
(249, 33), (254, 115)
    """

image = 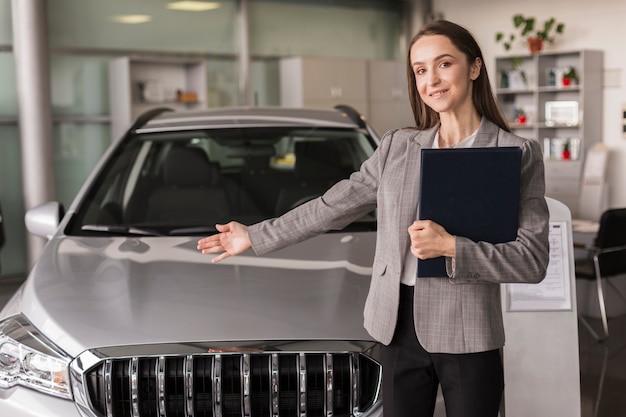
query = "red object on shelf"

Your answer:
(562, 150), (571, 160)
(562, 77), (572, 87)
(516, 114), (527, 125)
(527, 37), (543, 53)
